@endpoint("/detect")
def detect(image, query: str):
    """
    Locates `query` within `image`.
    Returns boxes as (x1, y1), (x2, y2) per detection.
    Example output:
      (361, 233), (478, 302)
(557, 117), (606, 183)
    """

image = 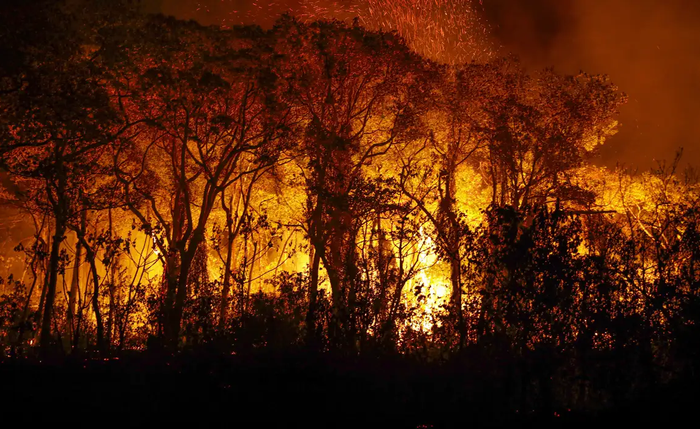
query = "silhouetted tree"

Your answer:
(273, 17), (438, 350)
(108, 17), (292, 349)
